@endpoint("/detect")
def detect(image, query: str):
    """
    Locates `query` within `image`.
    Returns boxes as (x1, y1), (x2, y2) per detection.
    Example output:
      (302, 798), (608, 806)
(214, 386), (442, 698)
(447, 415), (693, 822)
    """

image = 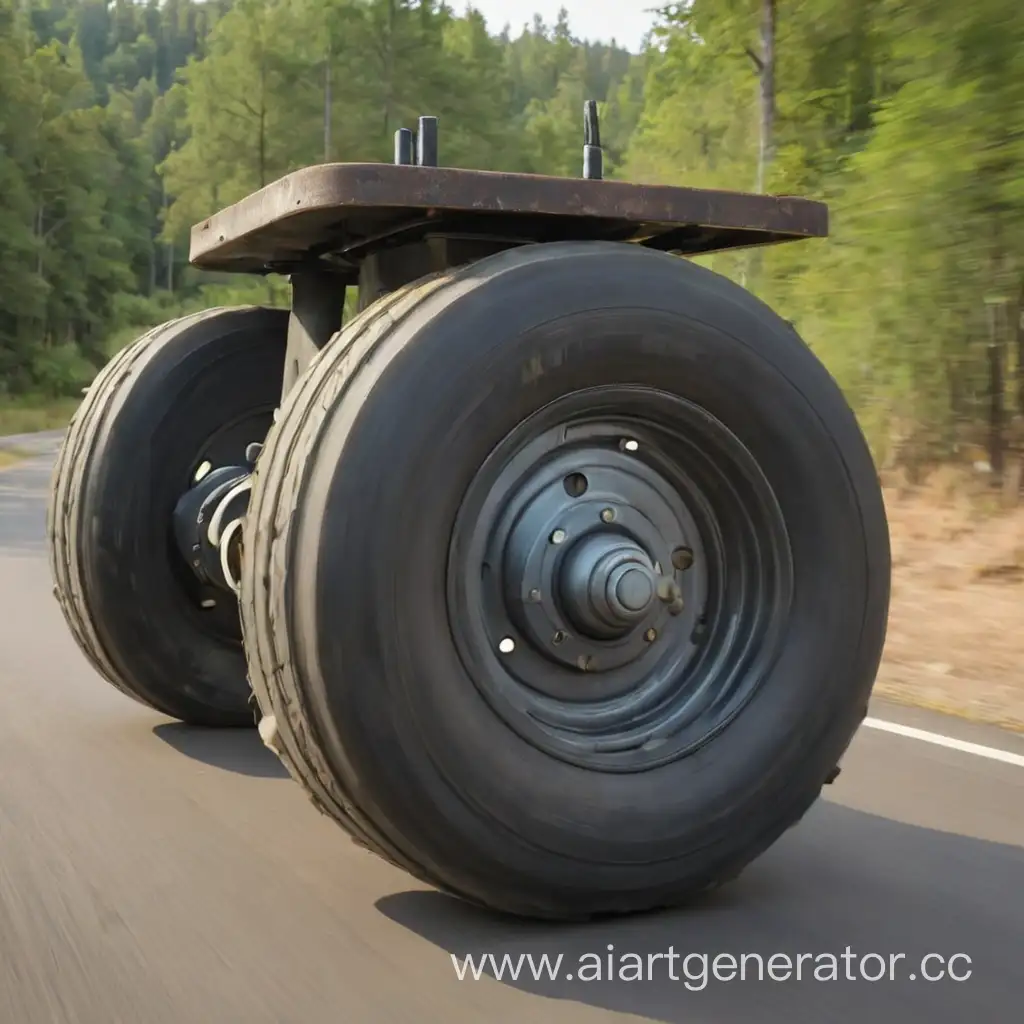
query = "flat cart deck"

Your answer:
(189, 163), (828, 277)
